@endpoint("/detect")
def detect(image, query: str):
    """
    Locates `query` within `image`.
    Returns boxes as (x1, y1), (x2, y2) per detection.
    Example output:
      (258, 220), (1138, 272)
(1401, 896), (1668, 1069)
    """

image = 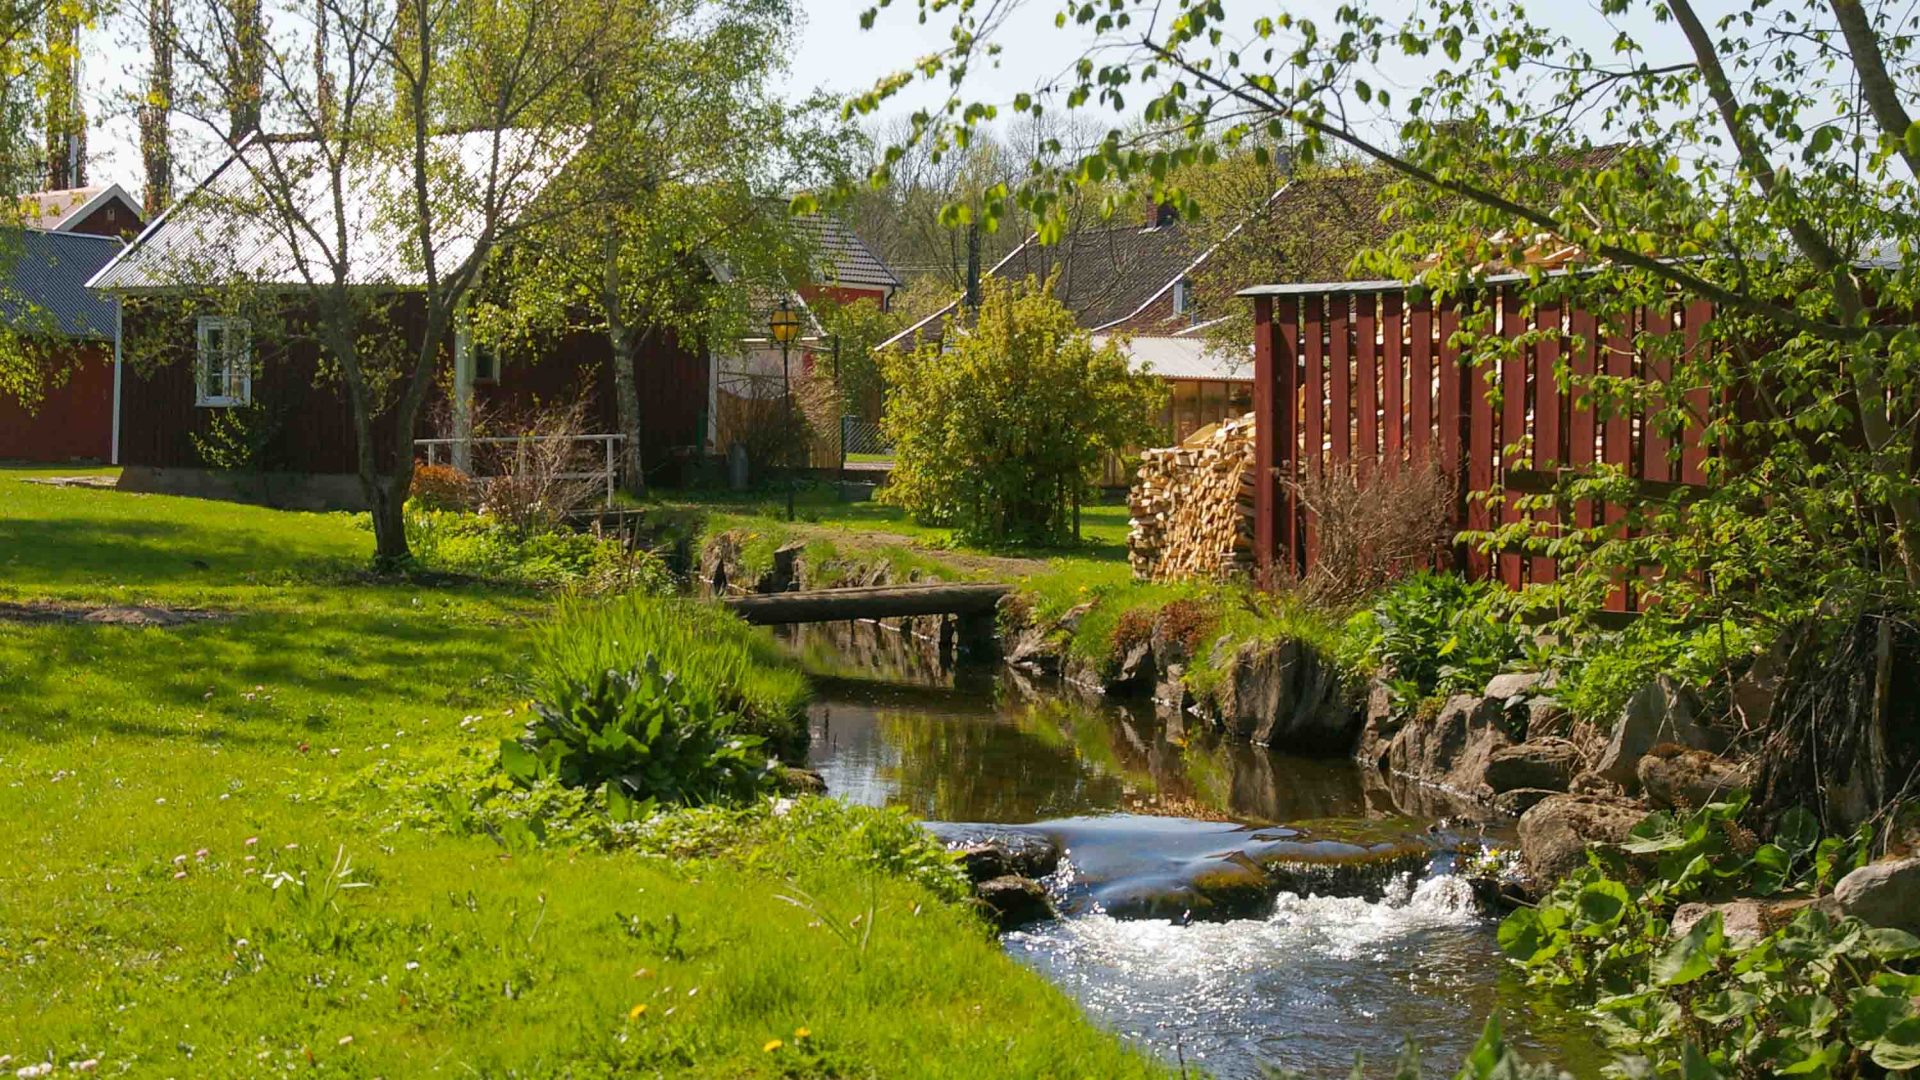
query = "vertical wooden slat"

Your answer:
(1499, 286), (1527, 589)
(1329, 292), (1352, 462)
(1604, 313), (1636, 613)
(1437, 304), (1467, 571)
(1383, 293), (1405, 463)
(1279, 298), (1302, 575)
(1410, 299), (1434, 463)
(1569, 308), (1598, 533)
(1252, 295), (1280, 575)
(1356, 292), (1379, 465)
(1468, 303), (1497, 582)
(1642, 305), (1674, 485)
(1533, 302), (1562, 584)
(1304, 293), (1326, 570)
(1680, 300), (1712, 485)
